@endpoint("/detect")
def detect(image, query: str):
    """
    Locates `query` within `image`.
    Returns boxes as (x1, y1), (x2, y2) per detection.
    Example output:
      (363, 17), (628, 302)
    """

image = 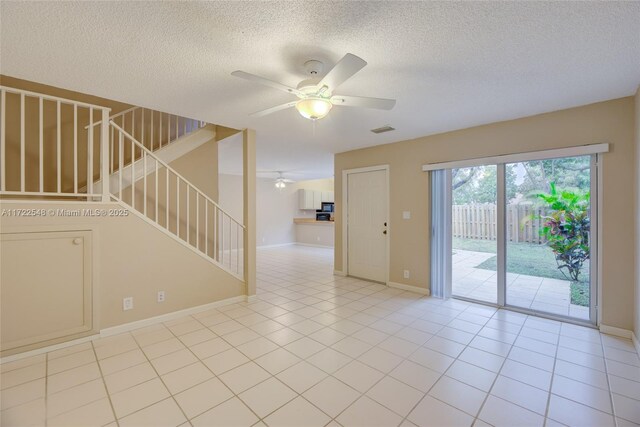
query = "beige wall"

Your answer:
(296, 223), (335, 247)
(635, 87), (640, 341)
(335, 97), (636, 331)
(218, 174), (334, 247)
(0, 201), (245, 334)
